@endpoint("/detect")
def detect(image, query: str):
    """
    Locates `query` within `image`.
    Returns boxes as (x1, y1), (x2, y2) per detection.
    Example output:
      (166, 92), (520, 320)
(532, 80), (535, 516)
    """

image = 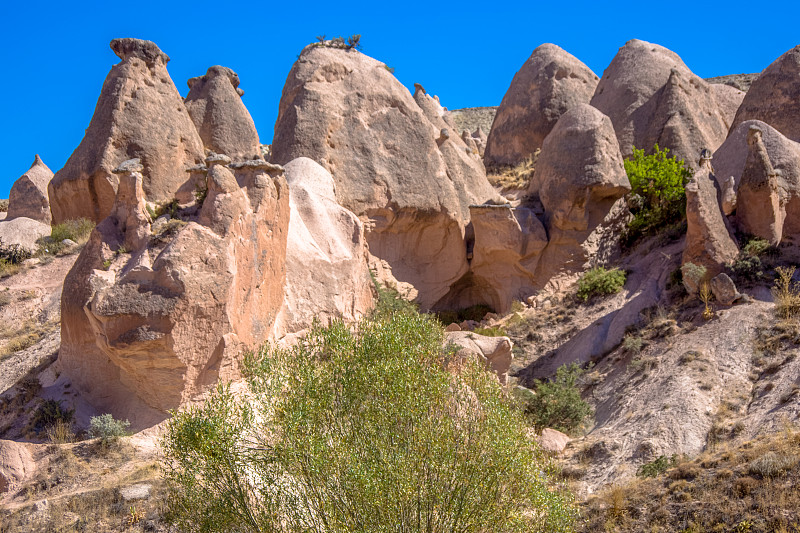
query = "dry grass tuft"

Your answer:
(487, 151), (539, 190)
